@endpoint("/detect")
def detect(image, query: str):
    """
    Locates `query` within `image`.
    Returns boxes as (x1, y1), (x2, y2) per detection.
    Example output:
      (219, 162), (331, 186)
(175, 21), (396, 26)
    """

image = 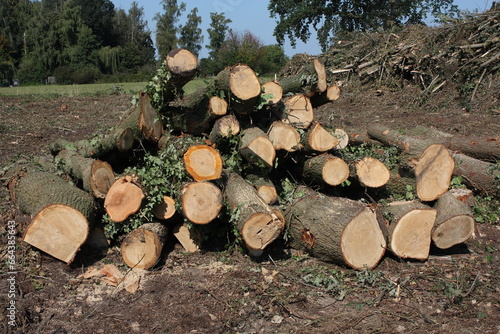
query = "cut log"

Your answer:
(382, 201), (437, 260)
(208, 115), (241, 145)
(334, 128), (350, 149)
(285, 189), (386, 269)
(215, 64), (261, 114)
(152, 195), (177, 220)
(311, 84), (341, 108)
(302, 154), (350, 186)
(8, 168), (97, 221)
(239, 127), (276, 167)
(281, 94), (314, 129)
(172, 223), (201, 252)
(181, 182), (223, 225)
(22, 204), (90, 264)
(223, 172), (284, 251)
(121, 222), (168, 270)
(347, 129), (383, 146)
(415, 144), (454, 201)
(261, 81), (283, 105)
(267, 121), (301, 152)
(279, 58), (327, 94)
(55, 150), (115, 199)
(303, 122), (340, 152)
(432, 191), (476, 249)
(208, 96), (228, 117)
(138, 92), (164, 142)
(164, 48), (198, 101)
(355, 157), (391, 188)
(104, 175), (145, 222)
(245, 174), (279, 205)
(183, 145), (223, 181)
